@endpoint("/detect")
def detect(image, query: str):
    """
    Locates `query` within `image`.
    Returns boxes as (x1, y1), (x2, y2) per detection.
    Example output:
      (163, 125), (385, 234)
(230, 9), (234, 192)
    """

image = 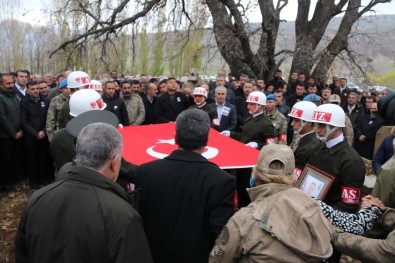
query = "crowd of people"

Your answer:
(1, 67), (394, 262)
